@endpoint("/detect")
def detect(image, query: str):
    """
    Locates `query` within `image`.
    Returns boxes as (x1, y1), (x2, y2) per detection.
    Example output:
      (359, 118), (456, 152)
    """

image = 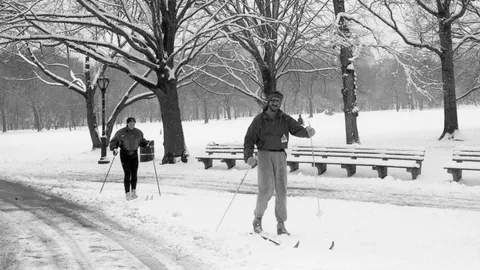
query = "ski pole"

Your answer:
(100, 155), (116, 194)
(152, 157), (161, 196)
(215, 167), (253, 232)
(308, 122), (323, 217)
